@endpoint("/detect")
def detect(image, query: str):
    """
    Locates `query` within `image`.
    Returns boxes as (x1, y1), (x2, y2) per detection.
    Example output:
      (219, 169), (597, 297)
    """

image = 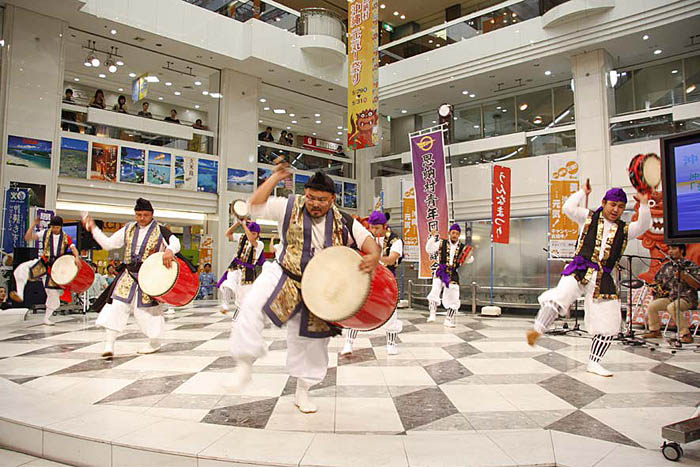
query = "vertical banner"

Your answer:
(401, 179), (419, 262)
(2, 188), (30, 254)
(347, 0), (378, 149)
(549, 155), (580, 257)
(410, 129), (449, 278)
(32, 208), (55, 251)
(198, 234), (212, 272)
(492, 165), (511, 244)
